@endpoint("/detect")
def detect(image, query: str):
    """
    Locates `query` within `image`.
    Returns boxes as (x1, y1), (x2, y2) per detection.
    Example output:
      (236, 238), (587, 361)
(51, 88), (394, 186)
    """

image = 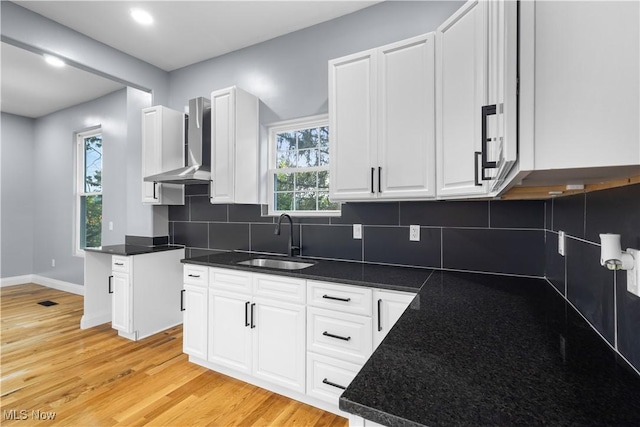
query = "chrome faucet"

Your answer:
(274, 213), (299, 257)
